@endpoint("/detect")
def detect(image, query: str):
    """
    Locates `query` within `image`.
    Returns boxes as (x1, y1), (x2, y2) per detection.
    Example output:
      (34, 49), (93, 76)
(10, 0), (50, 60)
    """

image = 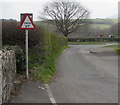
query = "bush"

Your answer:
(114, 48), (120, 54)
(2, 19), (48, 64)
(44, 30), (67, 57)
(2, 19), (46, 49)
(2, 19), (25, 48)
(2, 19), (67, 54)
(2, 19), (68, 80)
(28, 27), (67, 67)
